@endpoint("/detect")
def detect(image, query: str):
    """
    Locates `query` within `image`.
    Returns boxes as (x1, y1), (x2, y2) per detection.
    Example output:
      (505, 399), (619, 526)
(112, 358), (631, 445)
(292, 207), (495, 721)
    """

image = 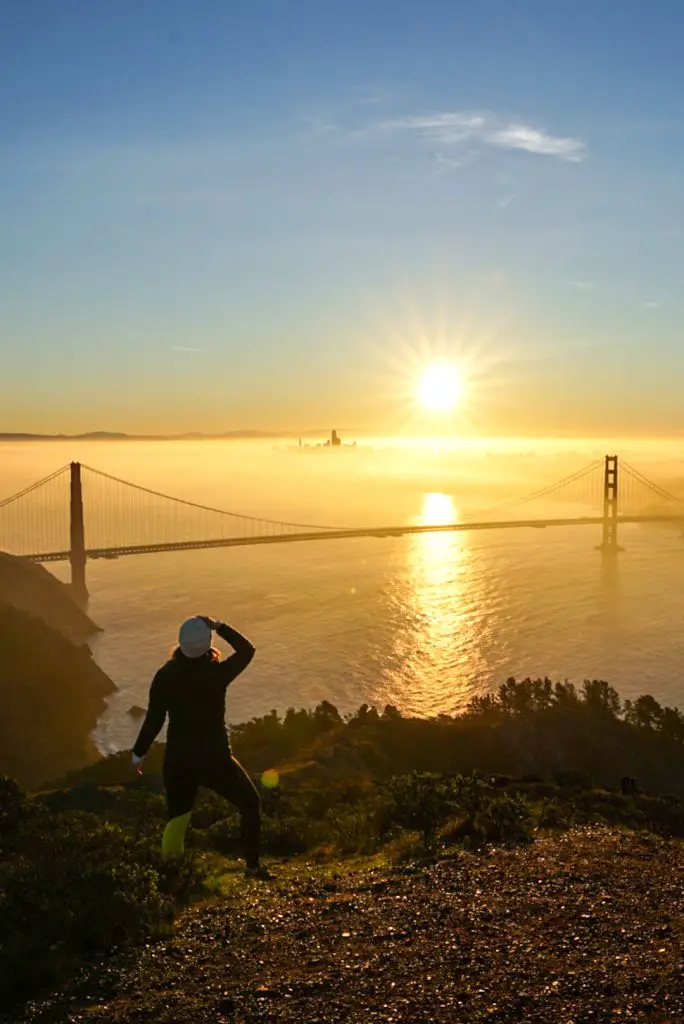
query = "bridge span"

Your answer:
(2, 454), (684, 604)
(23, 511), (684, 565)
